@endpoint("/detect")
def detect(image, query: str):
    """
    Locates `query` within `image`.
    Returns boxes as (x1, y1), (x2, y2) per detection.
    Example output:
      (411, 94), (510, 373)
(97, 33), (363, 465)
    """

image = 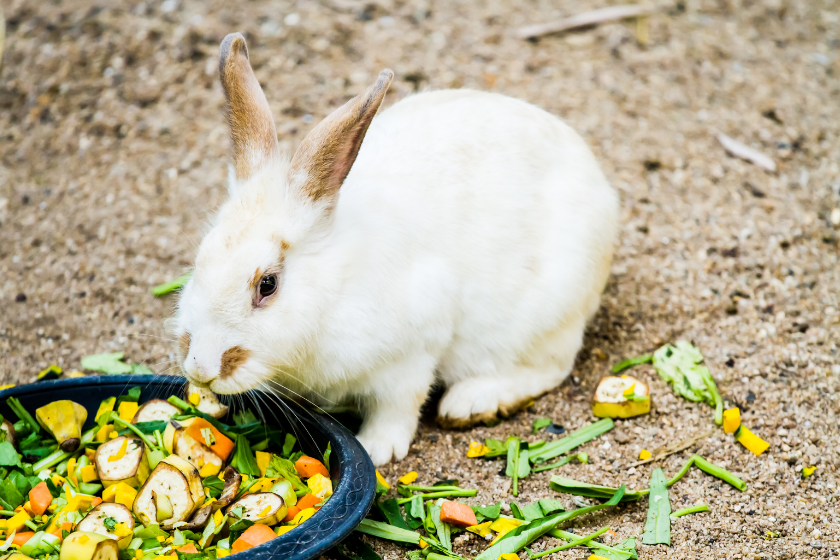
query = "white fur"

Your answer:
(176, 89), (619, 465)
